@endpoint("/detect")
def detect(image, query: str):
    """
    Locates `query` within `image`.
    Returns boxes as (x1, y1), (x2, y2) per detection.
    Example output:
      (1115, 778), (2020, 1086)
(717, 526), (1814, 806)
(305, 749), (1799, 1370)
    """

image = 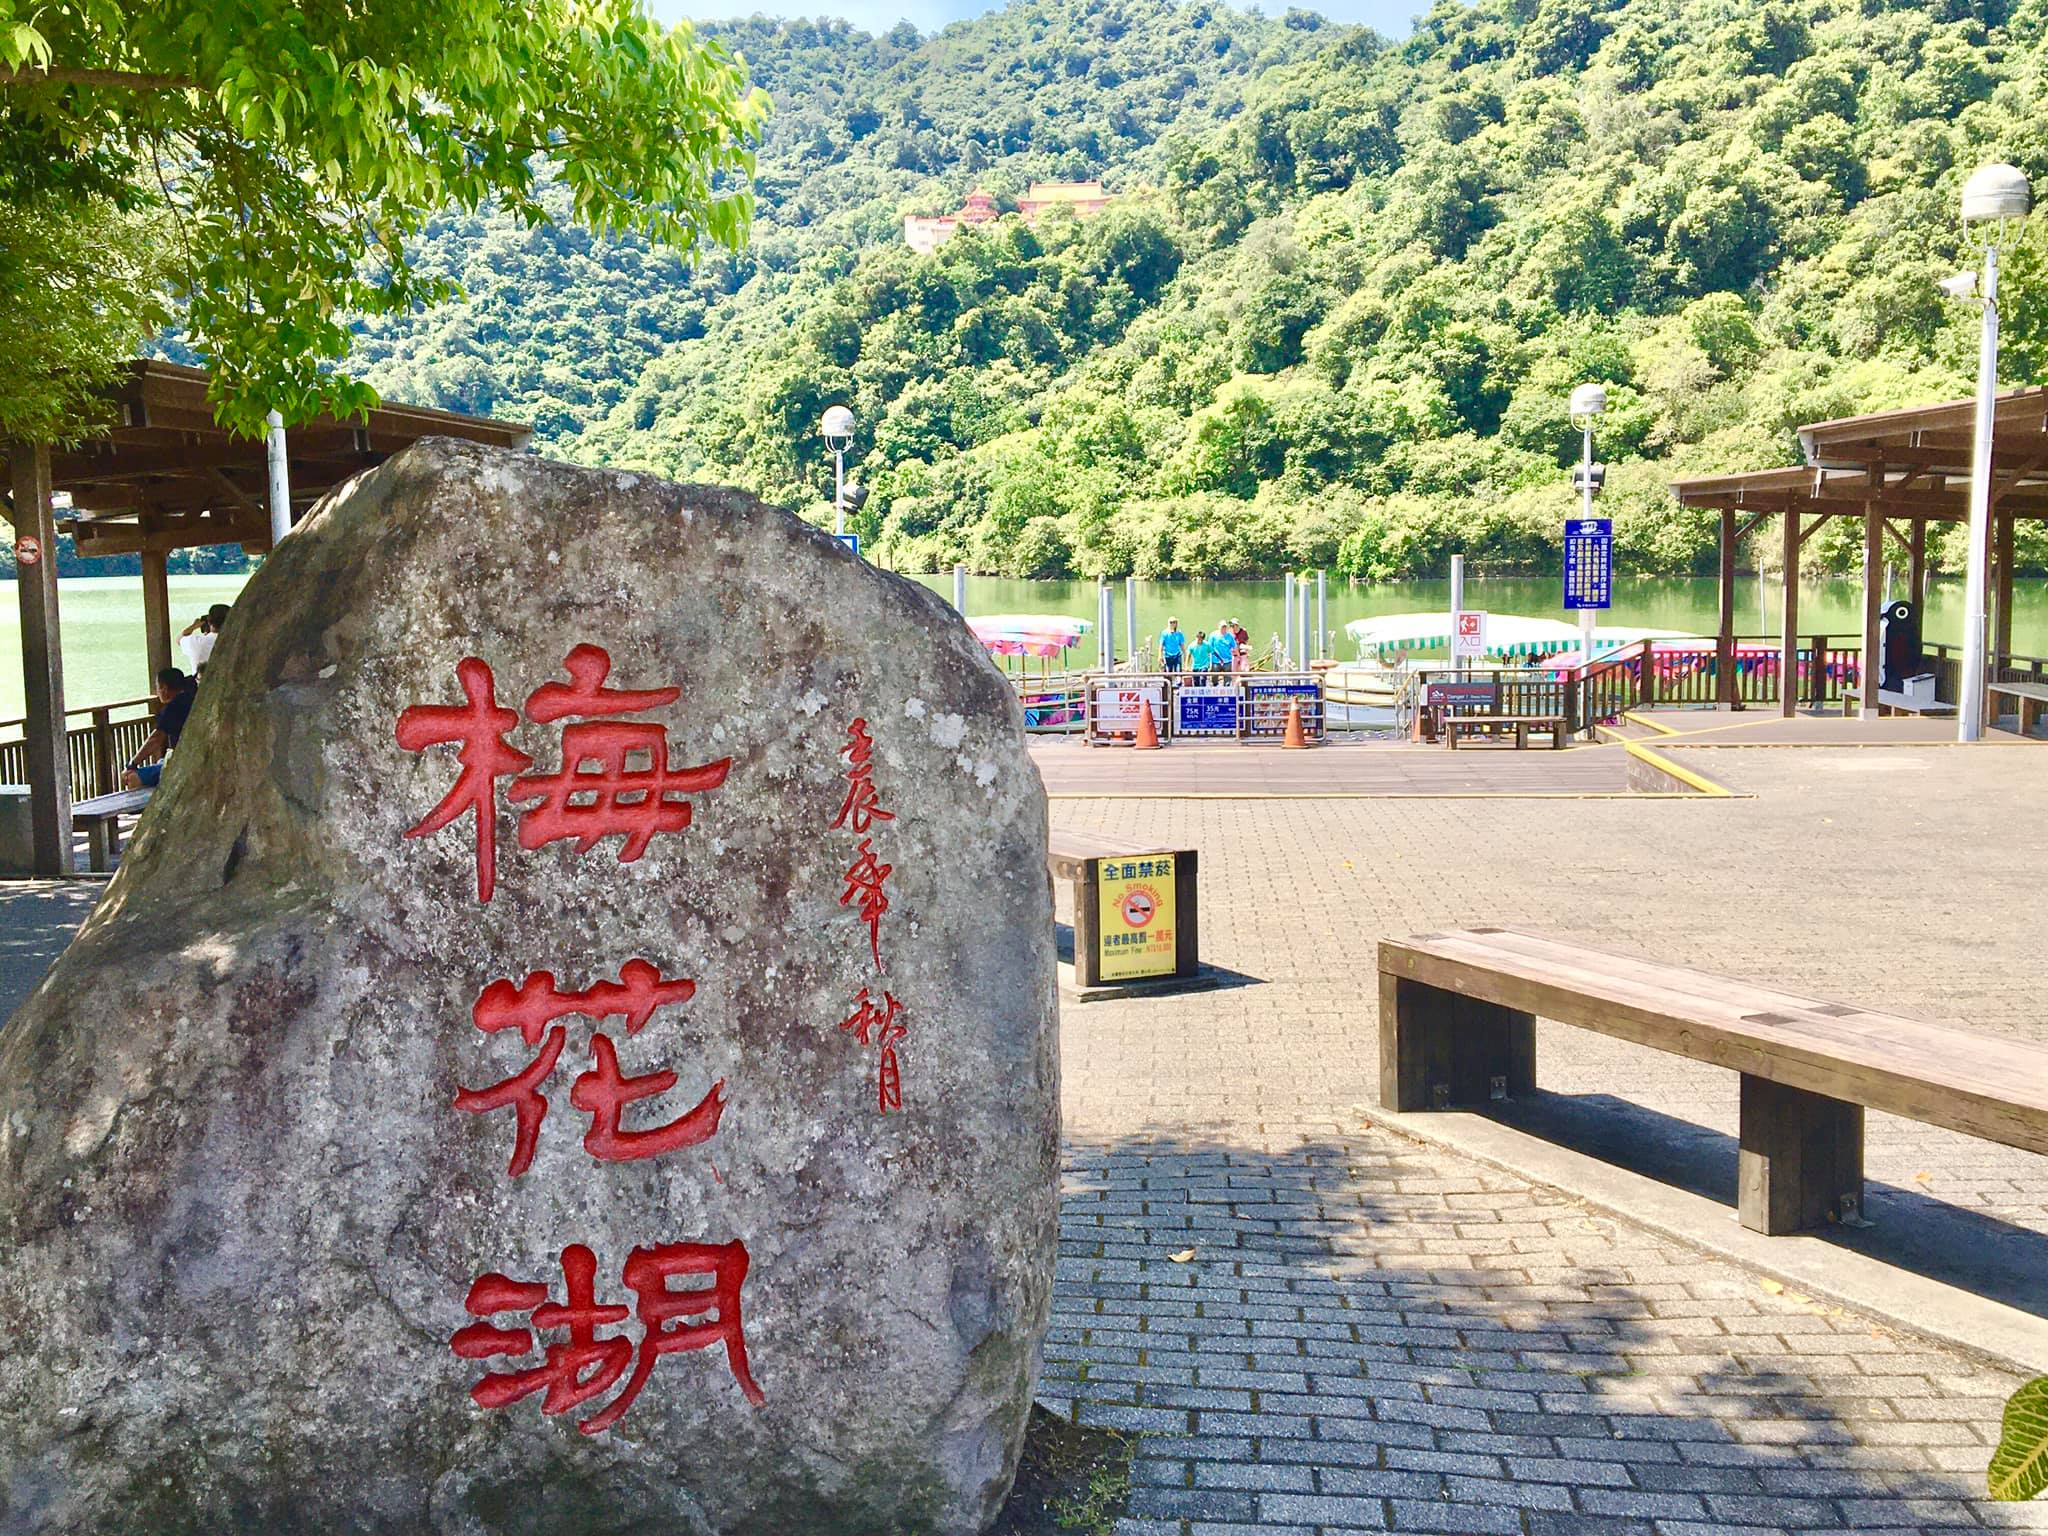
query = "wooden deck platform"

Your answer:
(1620, 707), (2047, 748)
(1028, 736), (1632, 797)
